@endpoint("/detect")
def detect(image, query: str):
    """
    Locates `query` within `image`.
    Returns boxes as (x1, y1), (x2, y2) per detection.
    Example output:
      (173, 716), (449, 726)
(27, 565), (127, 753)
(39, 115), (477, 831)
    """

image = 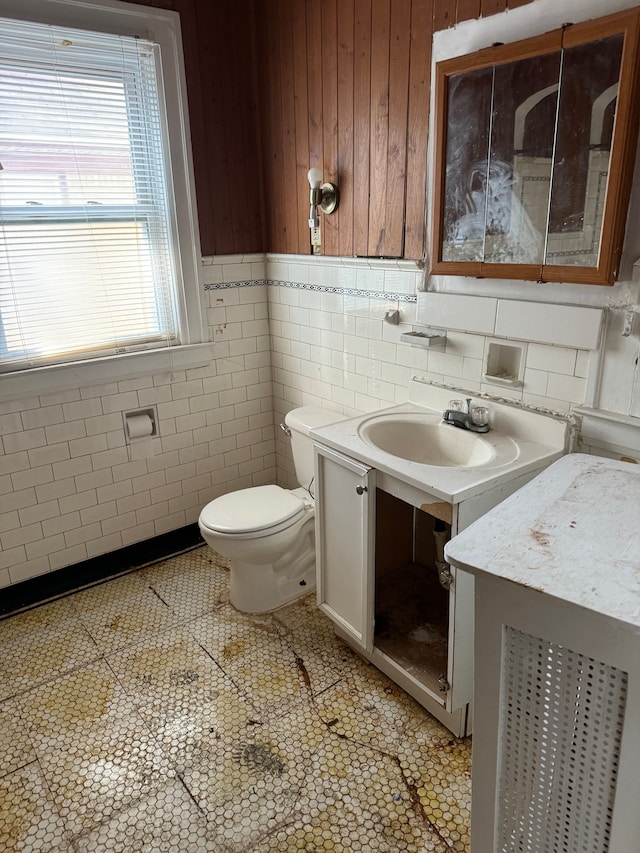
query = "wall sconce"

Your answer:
(307, 166), (339, 251)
